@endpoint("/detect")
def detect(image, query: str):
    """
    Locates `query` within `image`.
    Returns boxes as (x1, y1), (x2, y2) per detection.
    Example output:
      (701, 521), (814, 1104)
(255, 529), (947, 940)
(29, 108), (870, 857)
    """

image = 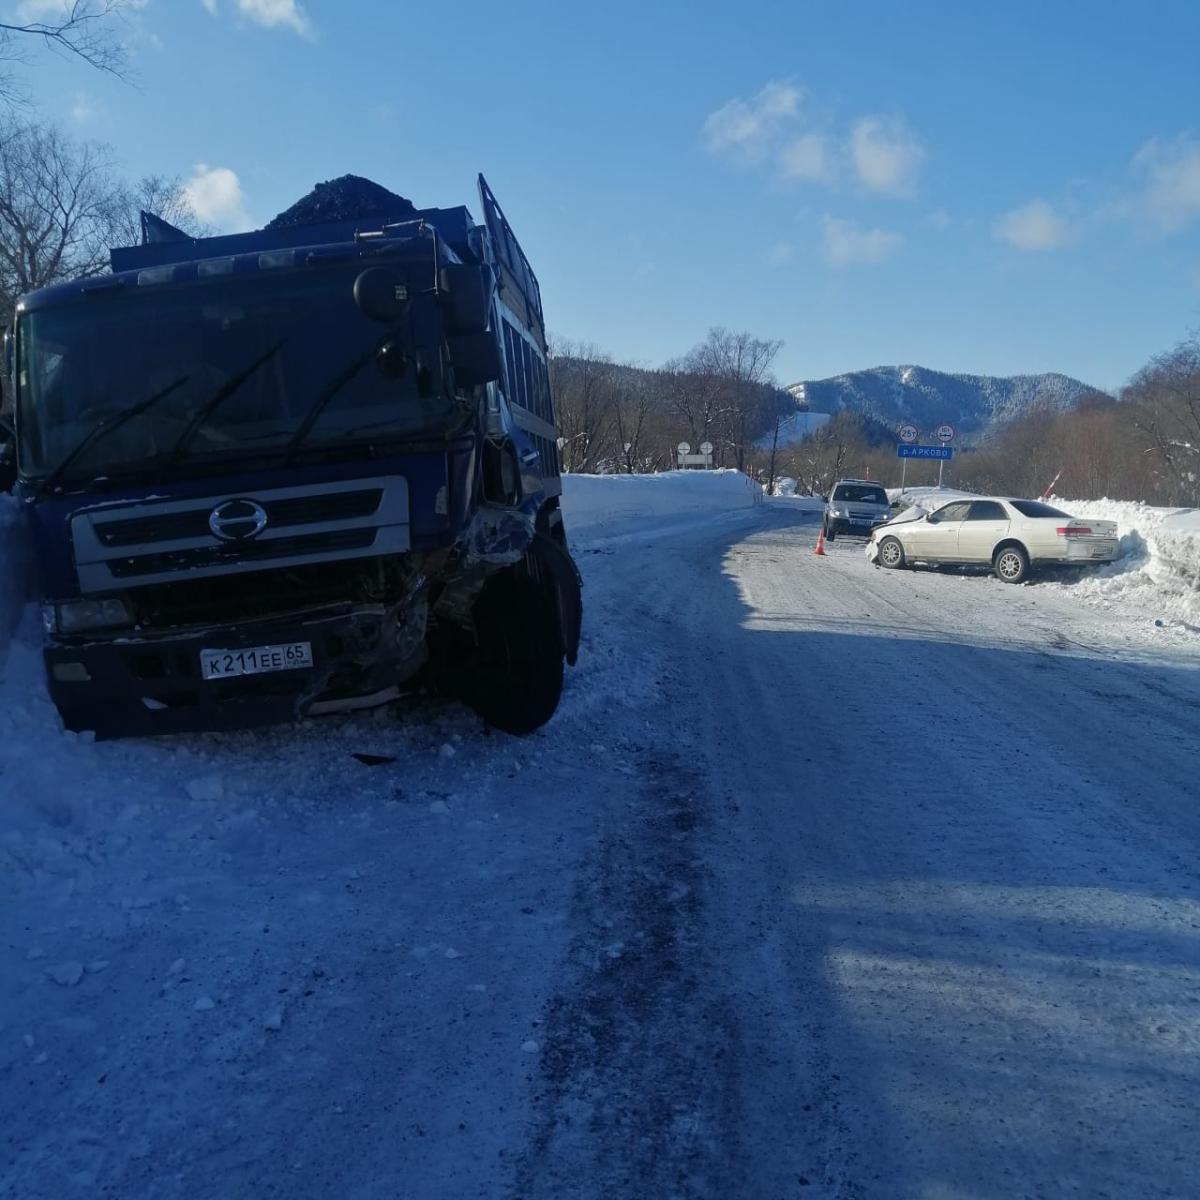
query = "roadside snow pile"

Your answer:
(887, 485), (977, 508)
(770, 478), (826, 512)
(1046, 497), (1200, 626)
(562, 470), (763, 541)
